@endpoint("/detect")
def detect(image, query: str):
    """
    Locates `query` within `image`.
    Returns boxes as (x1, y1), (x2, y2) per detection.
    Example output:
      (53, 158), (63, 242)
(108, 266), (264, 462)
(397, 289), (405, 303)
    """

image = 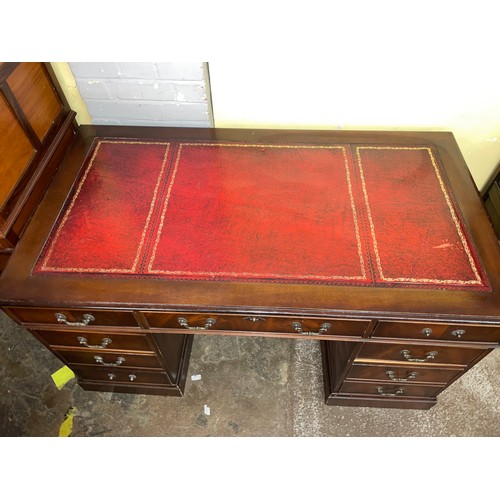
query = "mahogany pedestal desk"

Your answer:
(1, 126), (499, 410)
